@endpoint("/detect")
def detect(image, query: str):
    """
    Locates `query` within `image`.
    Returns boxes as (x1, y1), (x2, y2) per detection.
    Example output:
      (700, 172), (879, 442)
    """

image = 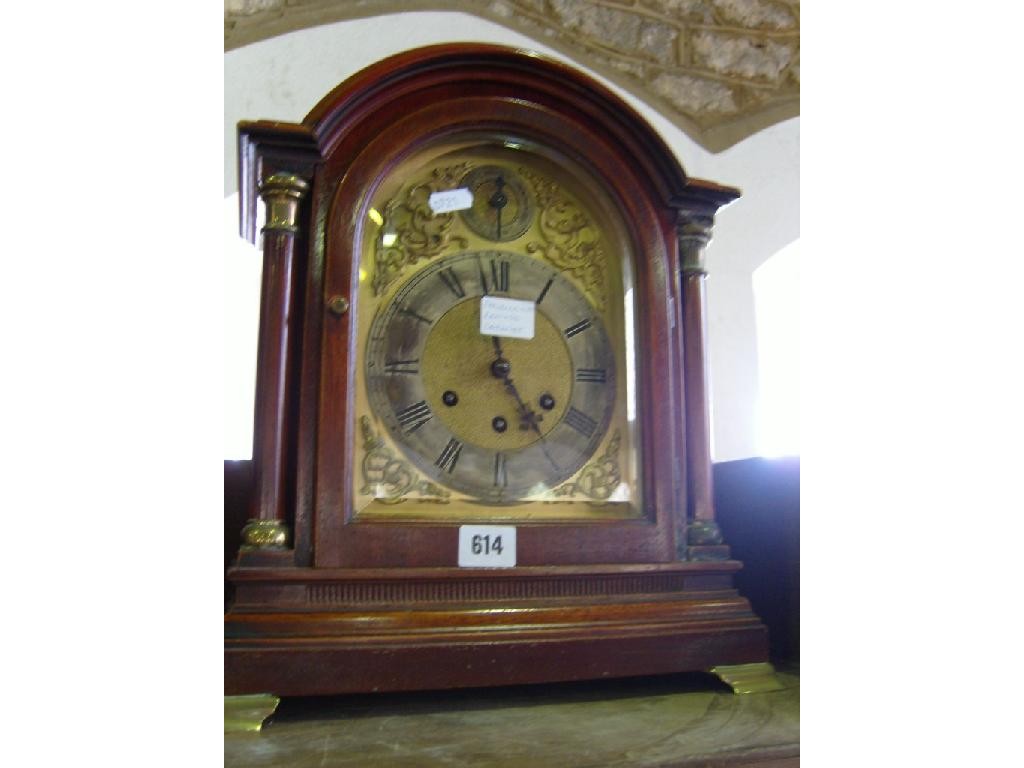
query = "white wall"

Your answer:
(224, 11), (799, 462)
